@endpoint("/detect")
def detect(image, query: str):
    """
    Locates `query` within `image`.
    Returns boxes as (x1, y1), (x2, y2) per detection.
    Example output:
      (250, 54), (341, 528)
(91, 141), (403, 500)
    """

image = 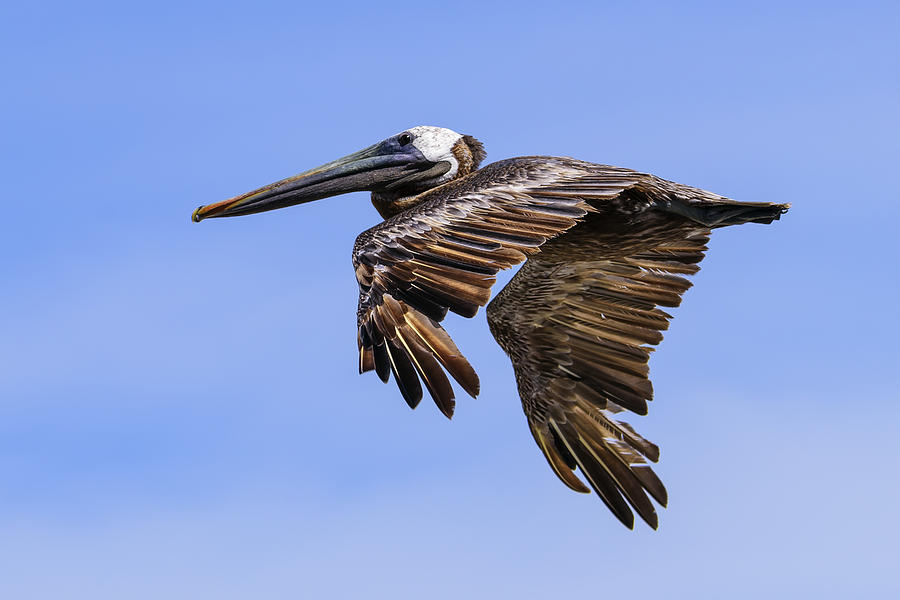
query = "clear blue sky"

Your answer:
(2, 1), (898, 597)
